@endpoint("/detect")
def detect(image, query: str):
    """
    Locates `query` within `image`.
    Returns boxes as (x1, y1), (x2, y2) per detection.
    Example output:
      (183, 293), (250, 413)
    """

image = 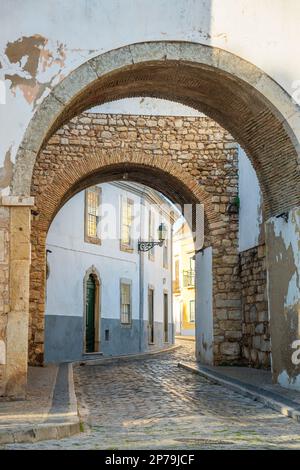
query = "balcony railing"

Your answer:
(183, 269), (195, 288)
